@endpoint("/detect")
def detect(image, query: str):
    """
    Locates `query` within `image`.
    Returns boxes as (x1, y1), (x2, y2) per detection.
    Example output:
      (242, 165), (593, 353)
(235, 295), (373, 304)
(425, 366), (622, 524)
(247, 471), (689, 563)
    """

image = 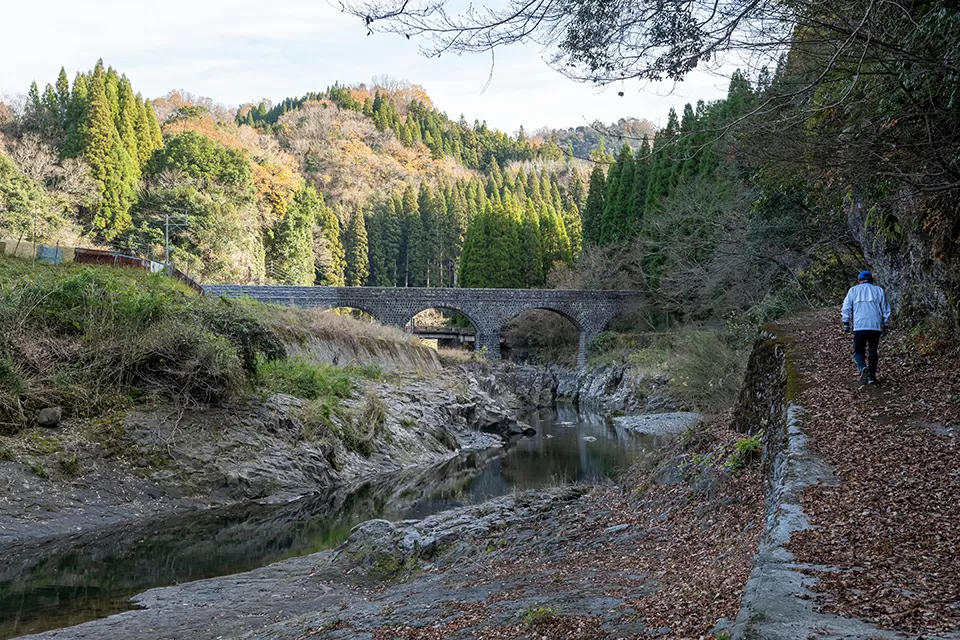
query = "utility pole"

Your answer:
(163, 211), (189, 276)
